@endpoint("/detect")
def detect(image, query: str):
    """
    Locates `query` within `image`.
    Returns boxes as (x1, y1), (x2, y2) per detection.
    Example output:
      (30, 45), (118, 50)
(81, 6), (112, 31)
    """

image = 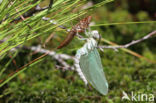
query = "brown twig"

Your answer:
(99, 30), (156, 50)
(43, 33), (55, 48)
(11, 45), (75, 70)
(11, 0), (53, 22)
(0, 45), (75, 86)
(8, 55), (18, 69)
(42, 17), (67, 30)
